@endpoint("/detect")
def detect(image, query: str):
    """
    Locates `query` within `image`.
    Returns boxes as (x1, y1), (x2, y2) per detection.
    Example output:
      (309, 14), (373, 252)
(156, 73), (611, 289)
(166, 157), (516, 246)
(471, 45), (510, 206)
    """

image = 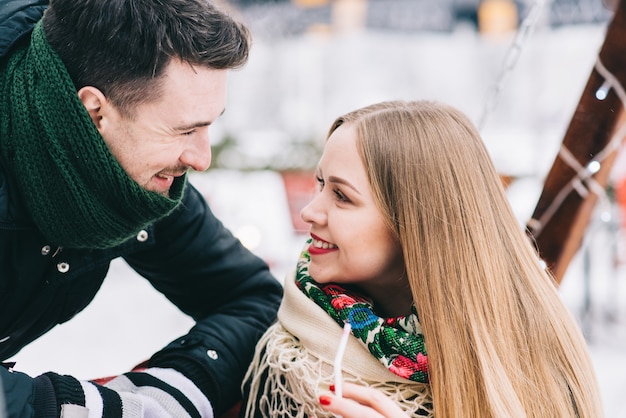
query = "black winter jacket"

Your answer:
(0, 1), (283, 416)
